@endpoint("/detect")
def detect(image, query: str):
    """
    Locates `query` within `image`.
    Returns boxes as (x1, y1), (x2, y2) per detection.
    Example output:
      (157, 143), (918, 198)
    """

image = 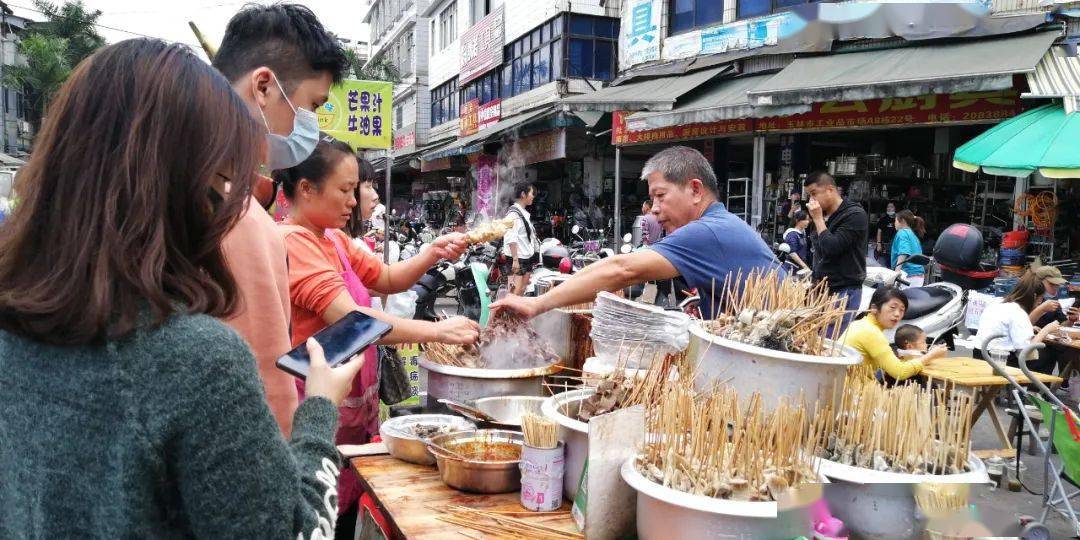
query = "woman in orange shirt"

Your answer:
(275, 137), (478, 526)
